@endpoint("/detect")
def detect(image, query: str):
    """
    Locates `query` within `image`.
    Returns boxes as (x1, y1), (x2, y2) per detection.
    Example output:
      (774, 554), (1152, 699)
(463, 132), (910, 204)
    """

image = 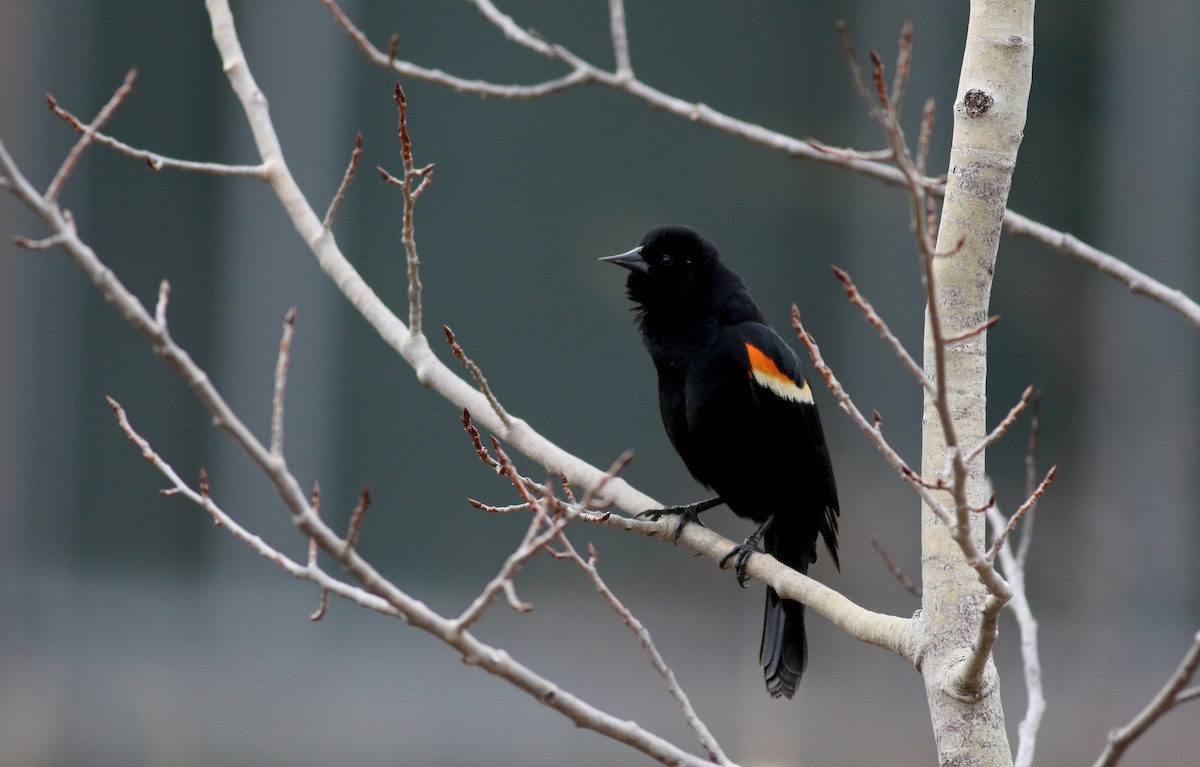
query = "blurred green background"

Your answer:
(1, 1), (1197, 765)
